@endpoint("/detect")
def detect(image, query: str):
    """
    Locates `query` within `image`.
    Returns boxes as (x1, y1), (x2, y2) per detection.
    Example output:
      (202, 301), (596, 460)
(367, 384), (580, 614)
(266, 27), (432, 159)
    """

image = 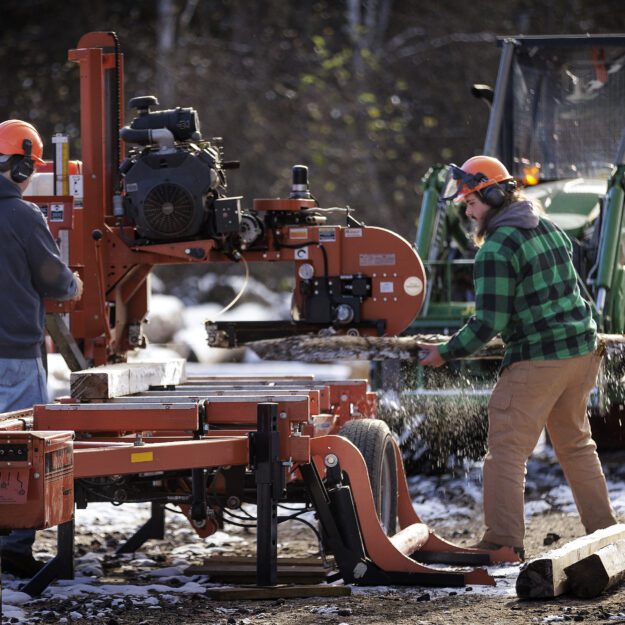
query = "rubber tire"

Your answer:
(339, 418), (398, 536)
